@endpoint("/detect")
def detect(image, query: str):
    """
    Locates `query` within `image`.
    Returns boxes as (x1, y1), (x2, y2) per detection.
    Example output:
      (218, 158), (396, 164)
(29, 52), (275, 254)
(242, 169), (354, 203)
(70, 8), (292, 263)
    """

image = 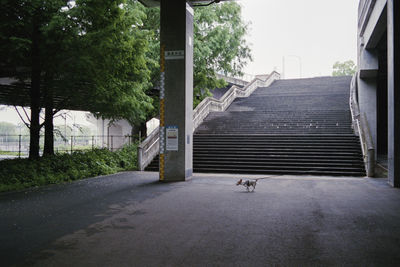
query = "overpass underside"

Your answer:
(0, 80), (92, 111)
